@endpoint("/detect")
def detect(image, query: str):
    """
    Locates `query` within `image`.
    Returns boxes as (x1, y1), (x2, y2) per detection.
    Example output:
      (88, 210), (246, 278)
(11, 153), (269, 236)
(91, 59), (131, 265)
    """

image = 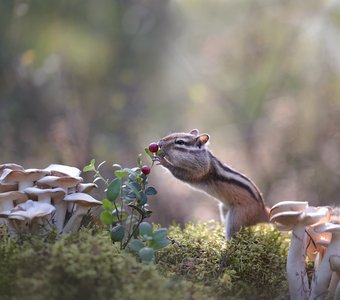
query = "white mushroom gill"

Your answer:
(62, 193), (101, 234)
